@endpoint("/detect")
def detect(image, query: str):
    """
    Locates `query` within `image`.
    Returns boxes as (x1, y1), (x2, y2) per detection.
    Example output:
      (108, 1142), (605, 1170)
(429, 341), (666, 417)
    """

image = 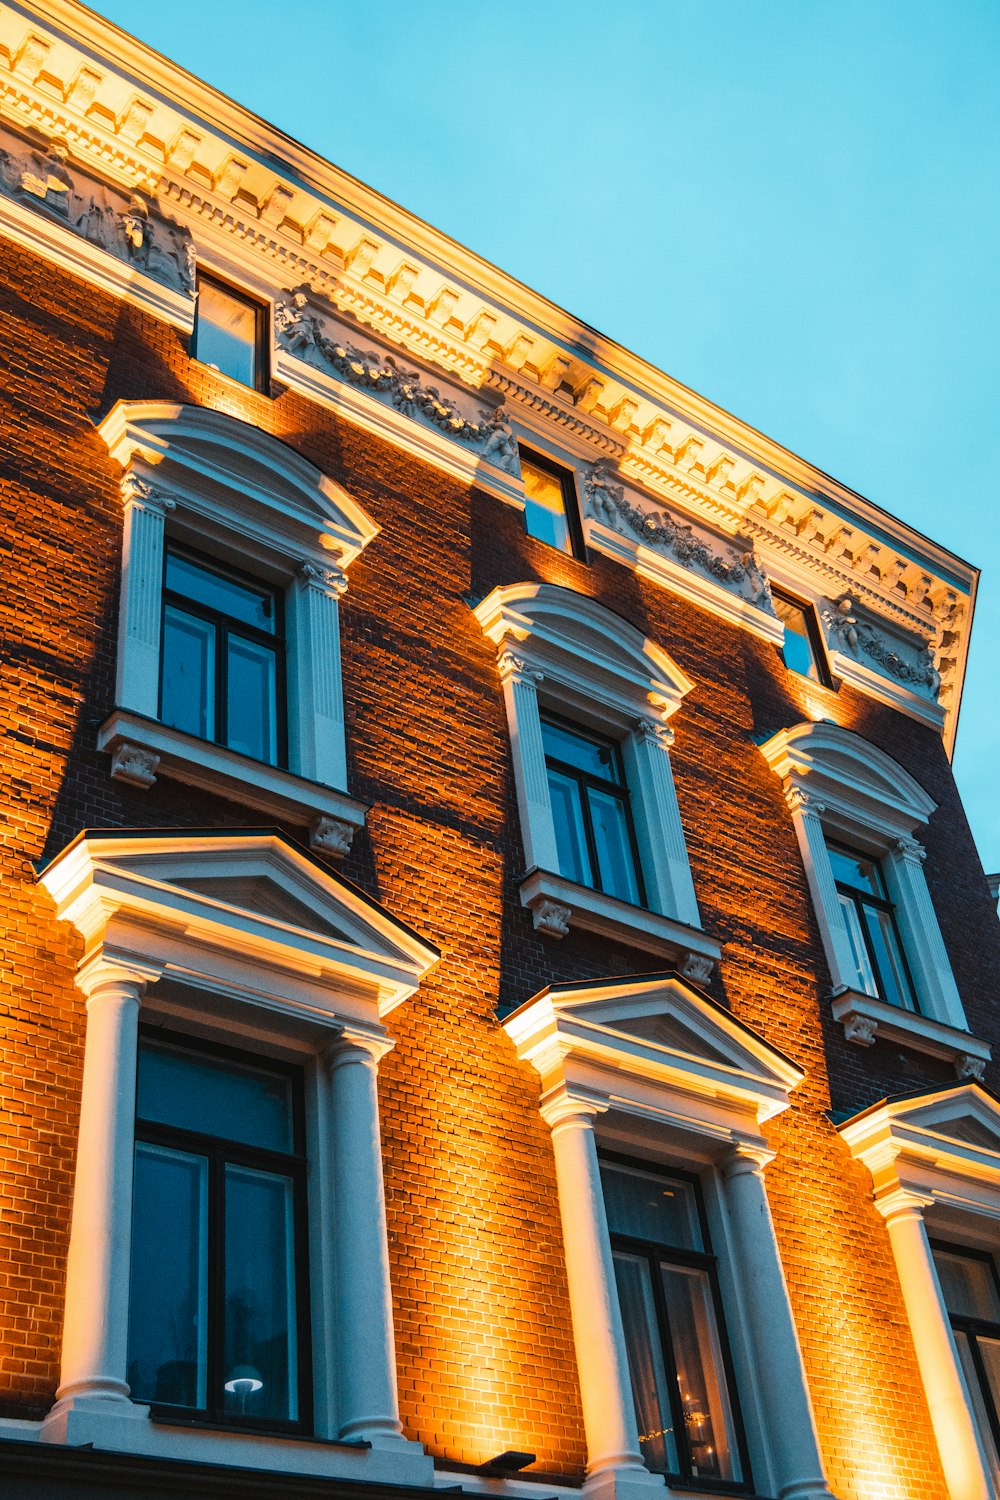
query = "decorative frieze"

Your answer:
(821, 597), (941, 702)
